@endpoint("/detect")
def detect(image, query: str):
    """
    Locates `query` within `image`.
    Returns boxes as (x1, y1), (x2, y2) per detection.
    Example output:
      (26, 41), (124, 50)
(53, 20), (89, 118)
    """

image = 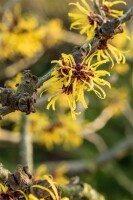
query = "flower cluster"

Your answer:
(43, 0), (128, 119)
(43, 53), (110, 119)
(69, 0), (126, 38)
(69, 0), (126, 67)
